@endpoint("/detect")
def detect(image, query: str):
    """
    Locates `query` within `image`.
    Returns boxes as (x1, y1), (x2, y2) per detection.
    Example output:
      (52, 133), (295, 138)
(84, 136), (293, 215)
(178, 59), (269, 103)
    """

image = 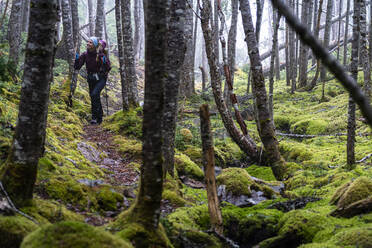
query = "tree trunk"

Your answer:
(289, 0), (296, 93)
(200, 104), (223, 235)
(95, 0), (104, 38)
(133, 0), (140, 61)
(298, 0), (309, 88)
(61, 0), (75, 79)
(0, 0), (58, 207)
(275, 10), (281, 80)
(343, 0), (351, 66)
(121, 0), (138, 107)
(360, 0), (370, 97)
(7, 0), (22, 67)
(367, 0), (372, 97)
(224, 0), (238, 103)
(347, 0), (361, 169)
(269, 9), (281, 122)
(21, 0), (30, 33)
(240, 0), (286, 181)
(87, 0), (94, 36)
(130, 0), (168, 229)
(312, 0), (318, 65)
(180, 4), (194, 97)
(320, 0), (333, 83)
(201, 0), (258, 162)
(115, 0), (129, 110)
(336, 0), (343, 60)
(285, 13), (290, 86)
(70, 0), (79, 48)
(162, 0), (186, 176)
(192, 0), (199, 93)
